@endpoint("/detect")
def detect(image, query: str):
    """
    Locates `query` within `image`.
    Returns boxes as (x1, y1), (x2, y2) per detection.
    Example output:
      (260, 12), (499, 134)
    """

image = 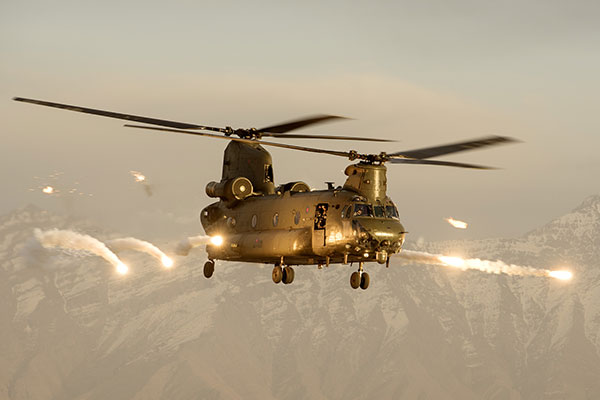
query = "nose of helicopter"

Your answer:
(353, 218), (406, 252)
